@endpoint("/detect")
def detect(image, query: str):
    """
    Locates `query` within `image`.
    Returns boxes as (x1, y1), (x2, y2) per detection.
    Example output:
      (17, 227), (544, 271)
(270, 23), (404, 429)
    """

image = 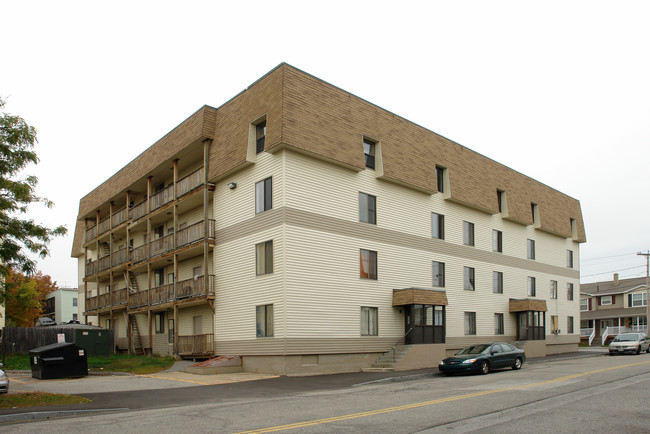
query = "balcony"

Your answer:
(84, 220), (215, 278)
(85, 275), (215, 313)
(177, 333), (214, 356)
